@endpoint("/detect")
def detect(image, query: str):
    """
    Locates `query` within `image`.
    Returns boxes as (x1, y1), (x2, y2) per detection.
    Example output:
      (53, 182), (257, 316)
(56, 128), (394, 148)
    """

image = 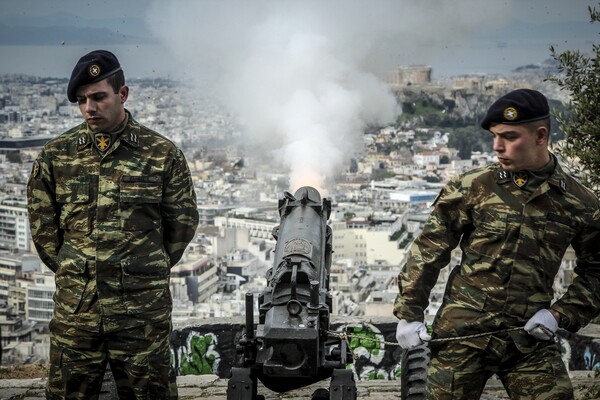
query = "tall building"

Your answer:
(0, 252), (38, 310)
(171, 257), (219, 305)
(26, 273), (55, 324)
(0, 198), (30, 252)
